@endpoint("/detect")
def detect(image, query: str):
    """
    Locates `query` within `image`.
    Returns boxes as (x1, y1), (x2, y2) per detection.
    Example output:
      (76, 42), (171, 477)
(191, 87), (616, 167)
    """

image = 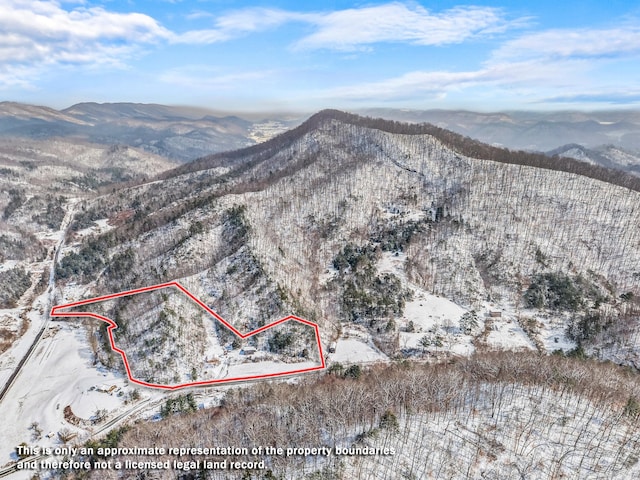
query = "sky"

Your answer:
(1, 0), (640, 112)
